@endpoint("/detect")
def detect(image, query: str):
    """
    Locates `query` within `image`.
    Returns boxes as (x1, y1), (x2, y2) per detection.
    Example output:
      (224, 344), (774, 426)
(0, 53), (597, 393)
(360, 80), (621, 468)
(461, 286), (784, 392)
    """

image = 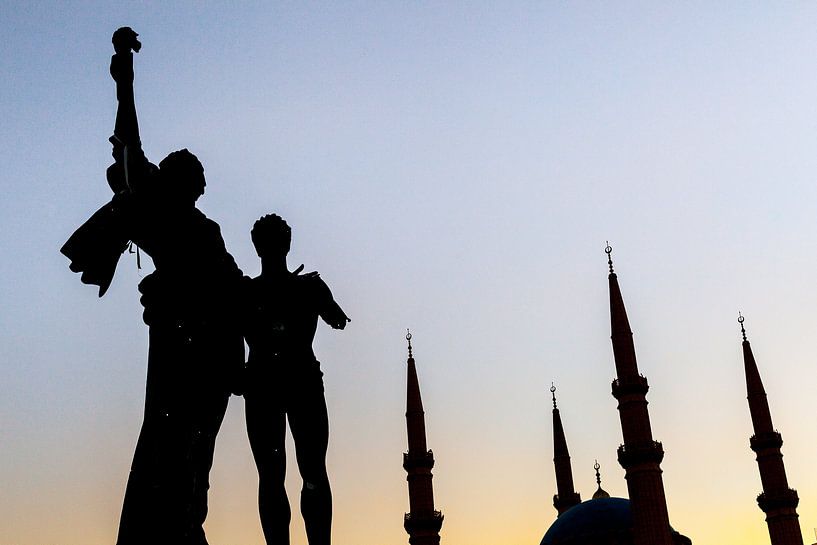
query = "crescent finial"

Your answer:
(605, 242), (614, 274)
(406, 329), (413, 358)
